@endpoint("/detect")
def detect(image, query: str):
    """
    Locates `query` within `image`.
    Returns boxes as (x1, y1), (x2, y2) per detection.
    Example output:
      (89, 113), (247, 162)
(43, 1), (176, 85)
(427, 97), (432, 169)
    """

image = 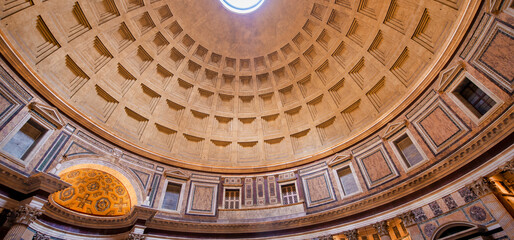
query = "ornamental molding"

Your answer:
(12, 204), (43, 225)
(0, 166), (69, 195)
(39, 106), (514, 233)
(342, 229), (358, 240)
(28, 102), (65, 129)
(372, 220), (389, 236)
